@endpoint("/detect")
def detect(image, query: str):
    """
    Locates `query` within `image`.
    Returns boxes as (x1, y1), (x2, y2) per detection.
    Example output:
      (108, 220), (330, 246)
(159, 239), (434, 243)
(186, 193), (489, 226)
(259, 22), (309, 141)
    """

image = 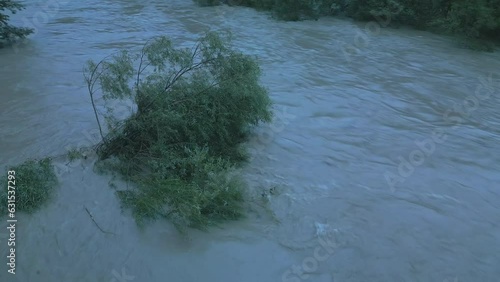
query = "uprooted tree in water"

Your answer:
(84, 31), (273, 232)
